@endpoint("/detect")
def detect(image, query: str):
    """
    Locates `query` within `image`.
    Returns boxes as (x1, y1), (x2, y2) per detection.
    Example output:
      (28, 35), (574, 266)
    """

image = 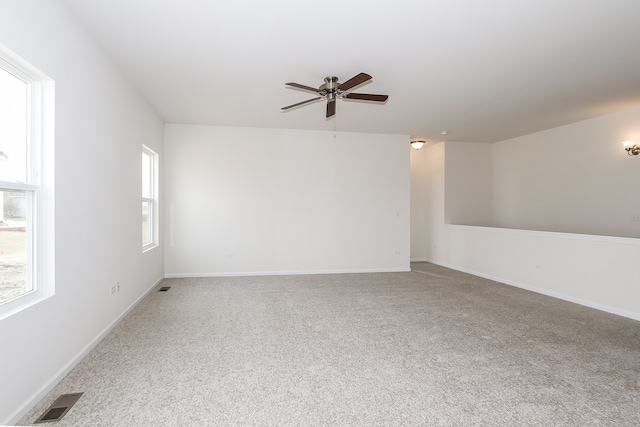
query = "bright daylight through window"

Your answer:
(0, 66), (30, 304)
(0, 45), (54, 316)
(142, 145), (158, 251)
